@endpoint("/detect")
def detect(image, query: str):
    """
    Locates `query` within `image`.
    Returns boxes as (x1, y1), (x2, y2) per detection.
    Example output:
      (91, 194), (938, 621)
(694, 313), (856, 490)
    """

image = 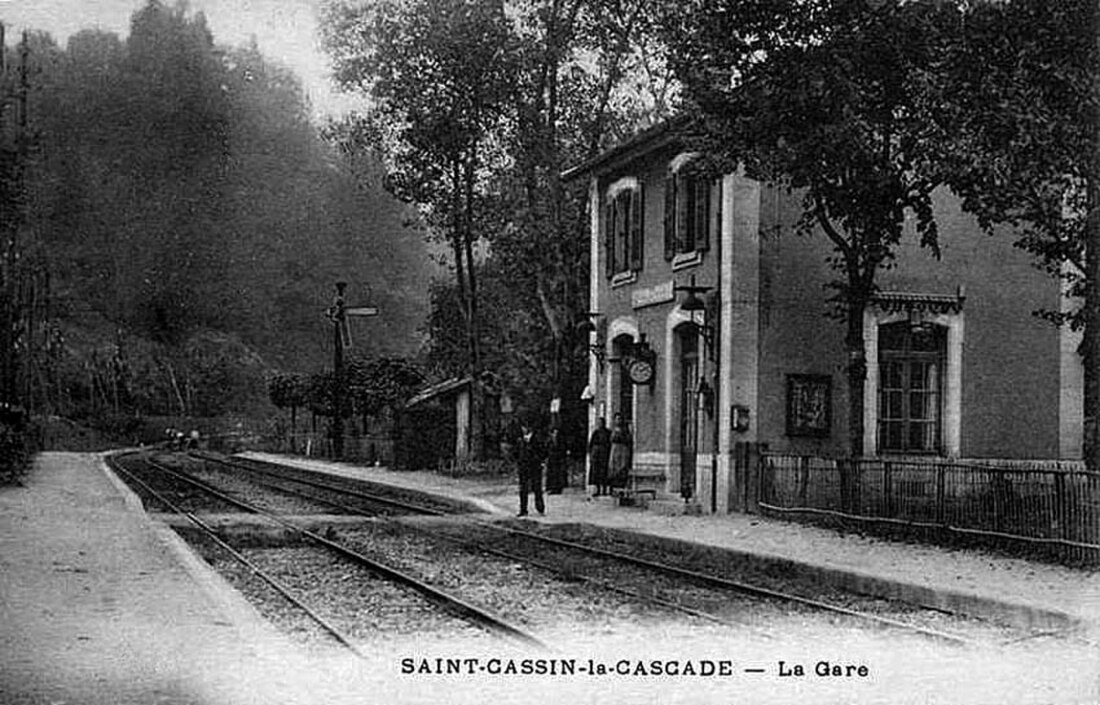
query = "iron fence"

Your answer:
(759, 454), (1100, 563)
